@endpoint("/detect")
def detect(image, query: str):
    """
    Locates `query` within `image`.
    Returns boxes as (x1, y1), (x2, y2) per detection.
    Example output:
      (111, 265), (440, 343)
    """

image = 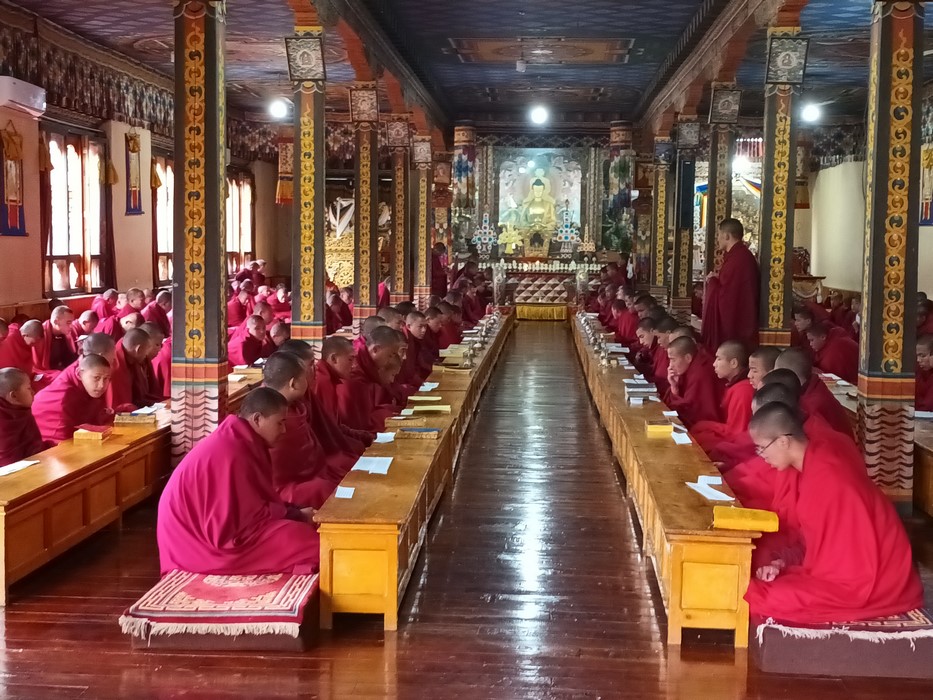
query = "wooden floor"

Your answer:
(5, 322), (933, 698)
